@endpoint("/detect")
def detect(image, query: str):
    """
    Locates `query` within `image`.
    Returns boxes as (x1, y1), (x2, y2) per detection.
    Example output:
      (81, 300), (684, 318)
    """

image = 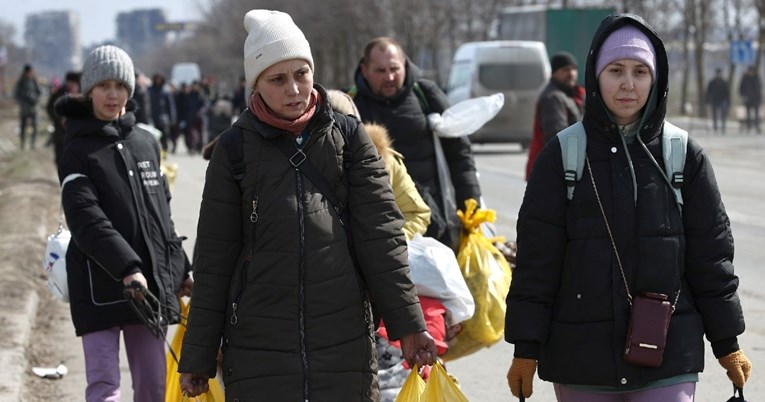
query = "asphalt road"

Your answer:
(162, 120), (765, 401)
(21, 117), (764, 401)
